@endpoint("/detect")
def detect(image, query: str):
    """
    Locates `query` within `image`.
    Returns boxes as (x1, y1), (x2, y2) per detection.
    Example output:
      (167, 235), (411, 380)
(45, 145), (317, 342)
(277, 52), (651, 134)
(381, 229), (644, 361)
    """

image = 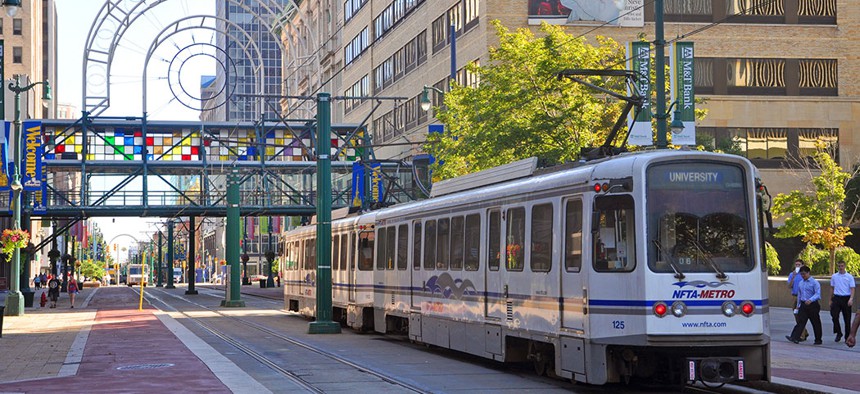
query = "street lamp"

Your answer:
(2, 0), (21, 17)
(4, 75), (51, 316)
(420, 86), (445, 112)
(657, 101), (686, 136)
